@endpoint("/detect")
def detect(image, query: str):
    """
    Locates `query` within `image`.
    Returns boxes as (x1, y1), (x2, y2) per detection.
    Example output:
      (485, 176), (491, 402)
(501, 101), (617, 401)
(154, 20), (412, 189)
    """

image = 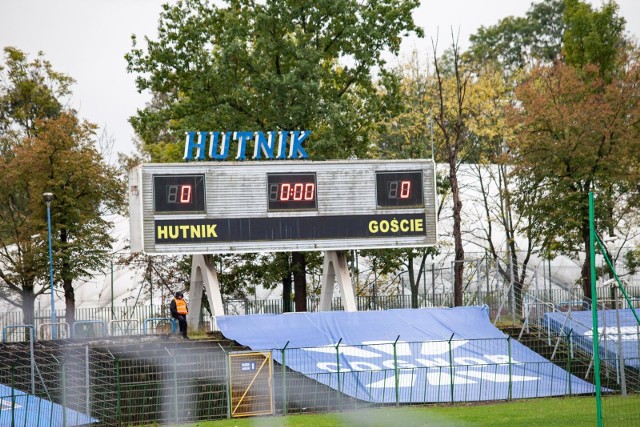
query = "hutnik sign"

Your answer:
(183, 130), (311, 161)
